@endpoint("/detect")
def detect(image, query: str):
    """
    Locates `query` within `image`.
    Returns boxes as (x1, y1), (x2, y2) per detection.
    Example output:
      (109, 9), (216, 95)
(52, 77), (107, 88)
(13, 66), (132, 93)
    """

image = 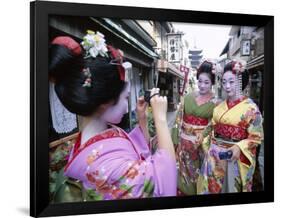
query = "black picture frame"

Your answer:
(30, 0), (274, 217)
